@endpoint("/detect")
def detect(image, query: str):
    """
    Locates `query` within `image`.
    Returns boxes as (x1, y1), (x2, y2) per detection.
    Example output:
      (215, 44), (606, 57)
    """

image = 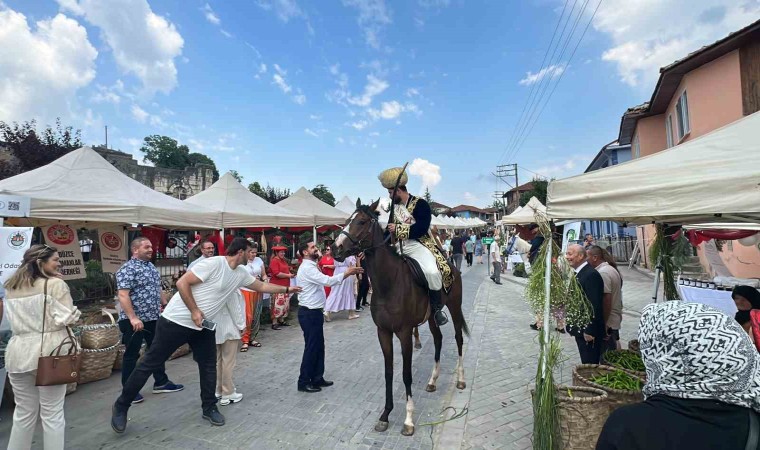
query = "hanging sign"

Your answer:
(0, 227), (33, 284)
(562, 222), (582, 253)
(0, 194), (30, 218)
(42, 224), (86, 280)
(99, 227), (127, 273)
